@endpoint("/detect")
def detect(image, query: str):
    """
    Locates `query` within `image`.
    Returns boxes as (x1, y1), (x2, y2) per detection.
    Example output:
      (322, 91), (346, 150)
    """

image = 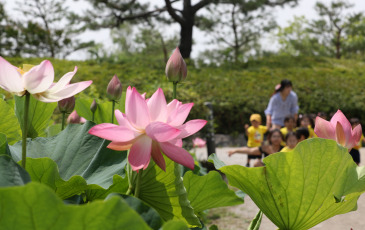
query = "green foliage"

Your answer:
(0, 182), (151, 230)
(248, 211), (263, 230)
(0, 155), (30, 187)
(137, 157), (201, 228)
(9, 122), (127, 188)
(22, 157), (88, 199)
(219, 138), (365, 230)
(5, 54), (365, 135)
(183, 171), (243, 215)
(108, 194), (163, 230)
(0, 98), (21, 144)
(14, 95), (57, 138)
